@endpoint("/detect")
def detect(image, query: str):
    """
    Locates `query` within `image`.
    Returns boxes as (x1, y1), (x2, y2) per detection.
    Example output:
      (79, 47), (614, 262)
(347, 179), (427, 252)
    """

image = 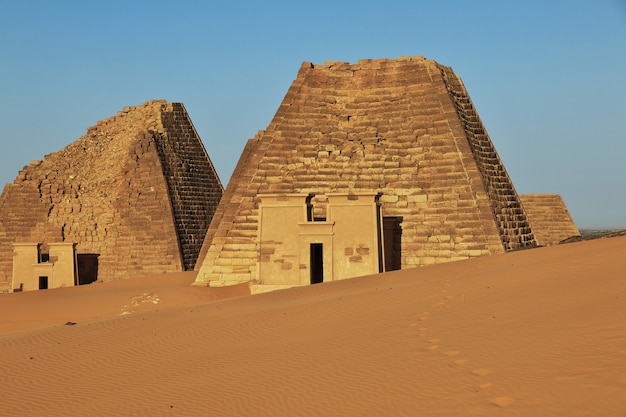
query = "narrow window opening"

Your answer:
(306, 194), (314, 222)
(38, 244), (49, 263)
(306, 194), (327, 222)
